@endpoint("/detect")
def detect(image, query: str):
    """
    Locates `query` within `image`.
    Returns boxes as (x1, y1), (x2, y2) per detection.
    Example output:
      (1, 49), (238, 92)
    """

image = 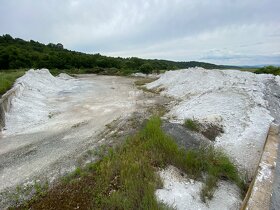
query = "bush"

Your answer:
(139, 63), (154, 74)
